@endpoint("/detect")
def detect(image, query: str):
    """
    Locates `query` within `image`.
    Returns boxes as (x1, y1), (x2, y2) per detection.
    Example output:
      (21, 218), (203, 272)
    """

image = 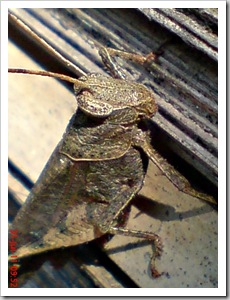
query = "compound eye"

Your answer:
(76, 94), (113, 117)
